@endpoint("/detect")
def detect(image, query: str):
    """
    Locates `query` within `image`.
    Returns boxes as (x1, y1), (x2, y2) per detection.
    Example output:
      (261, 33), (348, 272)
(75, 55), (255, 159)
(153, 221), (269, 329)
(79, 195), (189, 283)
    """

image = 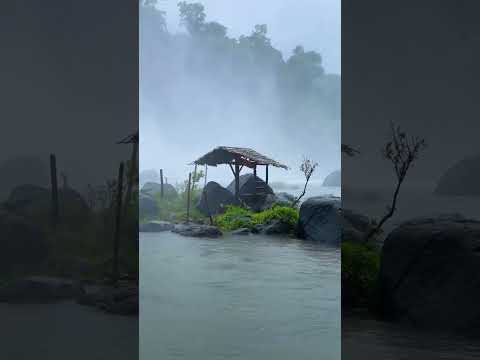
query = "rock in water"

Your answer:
(434, 155), (480, 196)
(139, 192), (158, 219)
(172, 224), (222, 238)
(0, 214), (49, 274)
(0, 277), (79, 303)
(322, 170), (341, 187)
(379, 215), (480, 332)
(141, 181), (177, 199)
(227, 174), (274, 211)
(139, 220), (173, 232)
(297, 196), (341, 245)
(197, 181), (237, 216)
